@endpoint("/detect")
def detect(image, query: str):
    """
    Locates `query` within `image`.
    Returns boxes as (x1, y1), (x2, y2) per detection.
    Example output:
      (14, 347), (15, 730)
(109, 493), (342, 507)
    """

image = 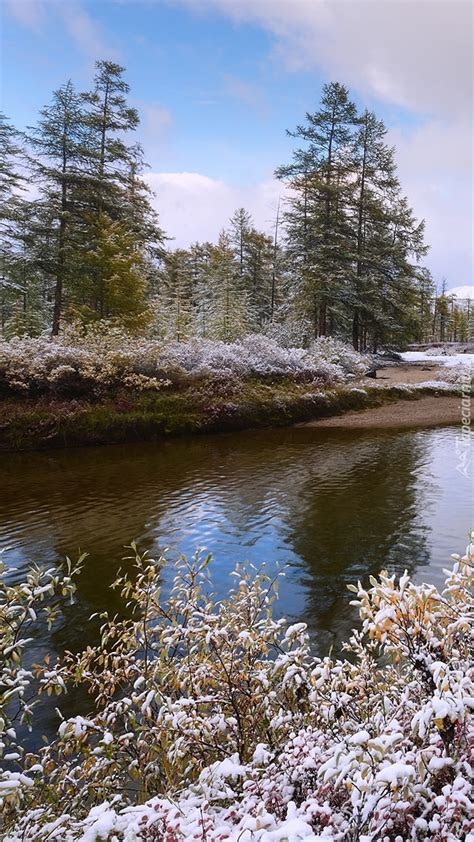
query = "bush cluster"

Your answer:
(0, 330), (370, 398)
(1, 536), (472, 840)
